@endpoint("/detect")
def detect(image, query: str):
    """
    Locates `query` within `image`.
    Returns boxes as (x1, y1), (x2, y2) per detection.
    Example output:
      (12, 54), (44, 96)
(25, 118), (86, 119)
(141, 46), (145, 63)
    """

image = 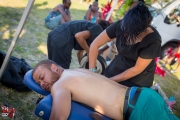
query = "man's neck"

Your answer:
(58, 67), (64, 79)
